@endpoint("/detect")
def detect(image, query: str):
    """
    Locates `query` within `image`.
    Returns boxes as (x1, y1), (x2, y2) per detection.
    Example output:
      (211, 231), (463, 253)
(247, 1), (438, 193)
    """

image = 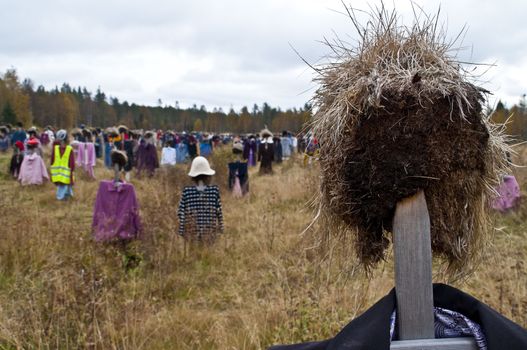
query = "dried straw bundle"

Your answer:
(311, 5), (510, 272)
